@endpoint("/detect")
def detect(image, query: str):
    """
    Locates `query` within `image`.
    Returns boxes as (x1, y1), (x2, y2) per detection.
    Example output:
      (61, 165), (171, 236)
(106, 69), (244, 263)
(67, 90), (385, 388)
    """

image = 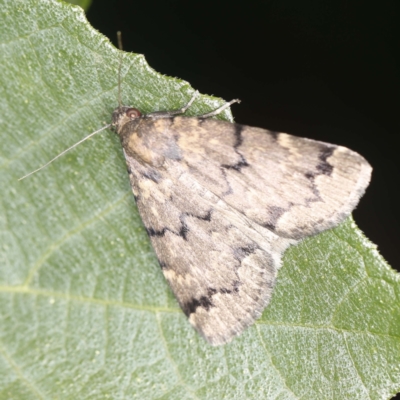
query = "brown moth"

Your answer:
(110, 92), (372, 345)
